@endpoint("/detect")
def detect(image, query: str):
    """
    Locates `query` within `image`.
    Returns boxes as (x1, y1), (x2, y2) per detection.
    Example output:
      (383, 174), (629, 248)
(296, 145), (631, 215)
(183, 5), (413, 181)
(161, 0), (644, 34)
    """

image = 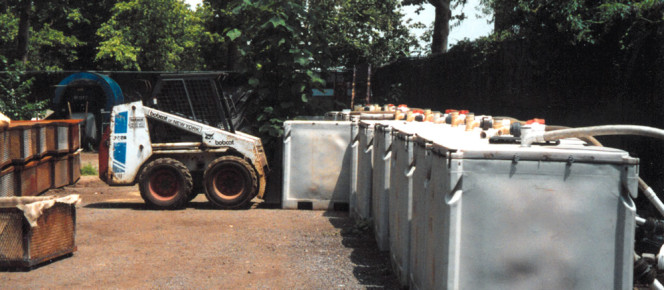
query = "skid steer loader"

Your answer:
(98, 74), (268, 209)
